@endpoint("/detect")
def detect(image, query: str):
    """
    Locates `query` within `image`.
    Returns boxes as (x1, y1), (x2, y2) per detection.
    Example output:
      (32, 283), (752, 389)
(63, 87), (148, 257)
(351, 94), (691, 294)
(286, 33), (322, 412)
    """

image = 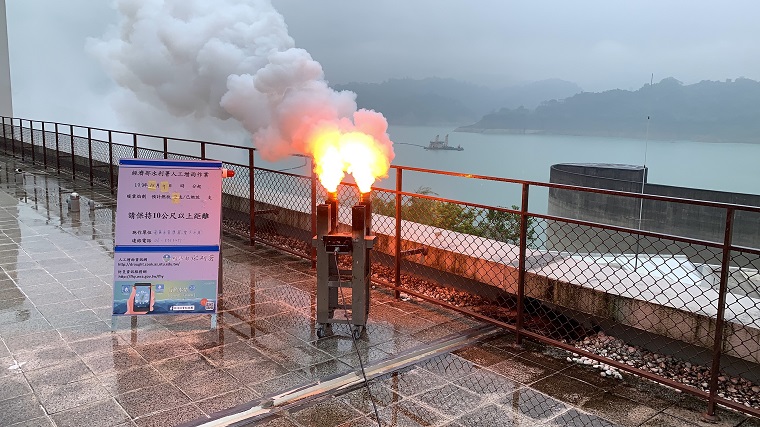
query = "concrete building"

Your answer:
(0, 0), (12, 117)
